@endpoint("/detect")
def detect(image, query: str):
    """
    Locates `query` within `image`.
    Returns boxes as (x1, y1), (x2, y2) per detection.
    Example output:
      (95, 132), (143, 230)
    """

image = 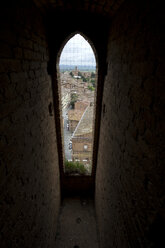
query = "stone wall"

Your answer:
(0, 2), (60, 247)
(69, 120), (79, 132)
(95, 0), (164, 247)
(72, 136), (92, 163)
